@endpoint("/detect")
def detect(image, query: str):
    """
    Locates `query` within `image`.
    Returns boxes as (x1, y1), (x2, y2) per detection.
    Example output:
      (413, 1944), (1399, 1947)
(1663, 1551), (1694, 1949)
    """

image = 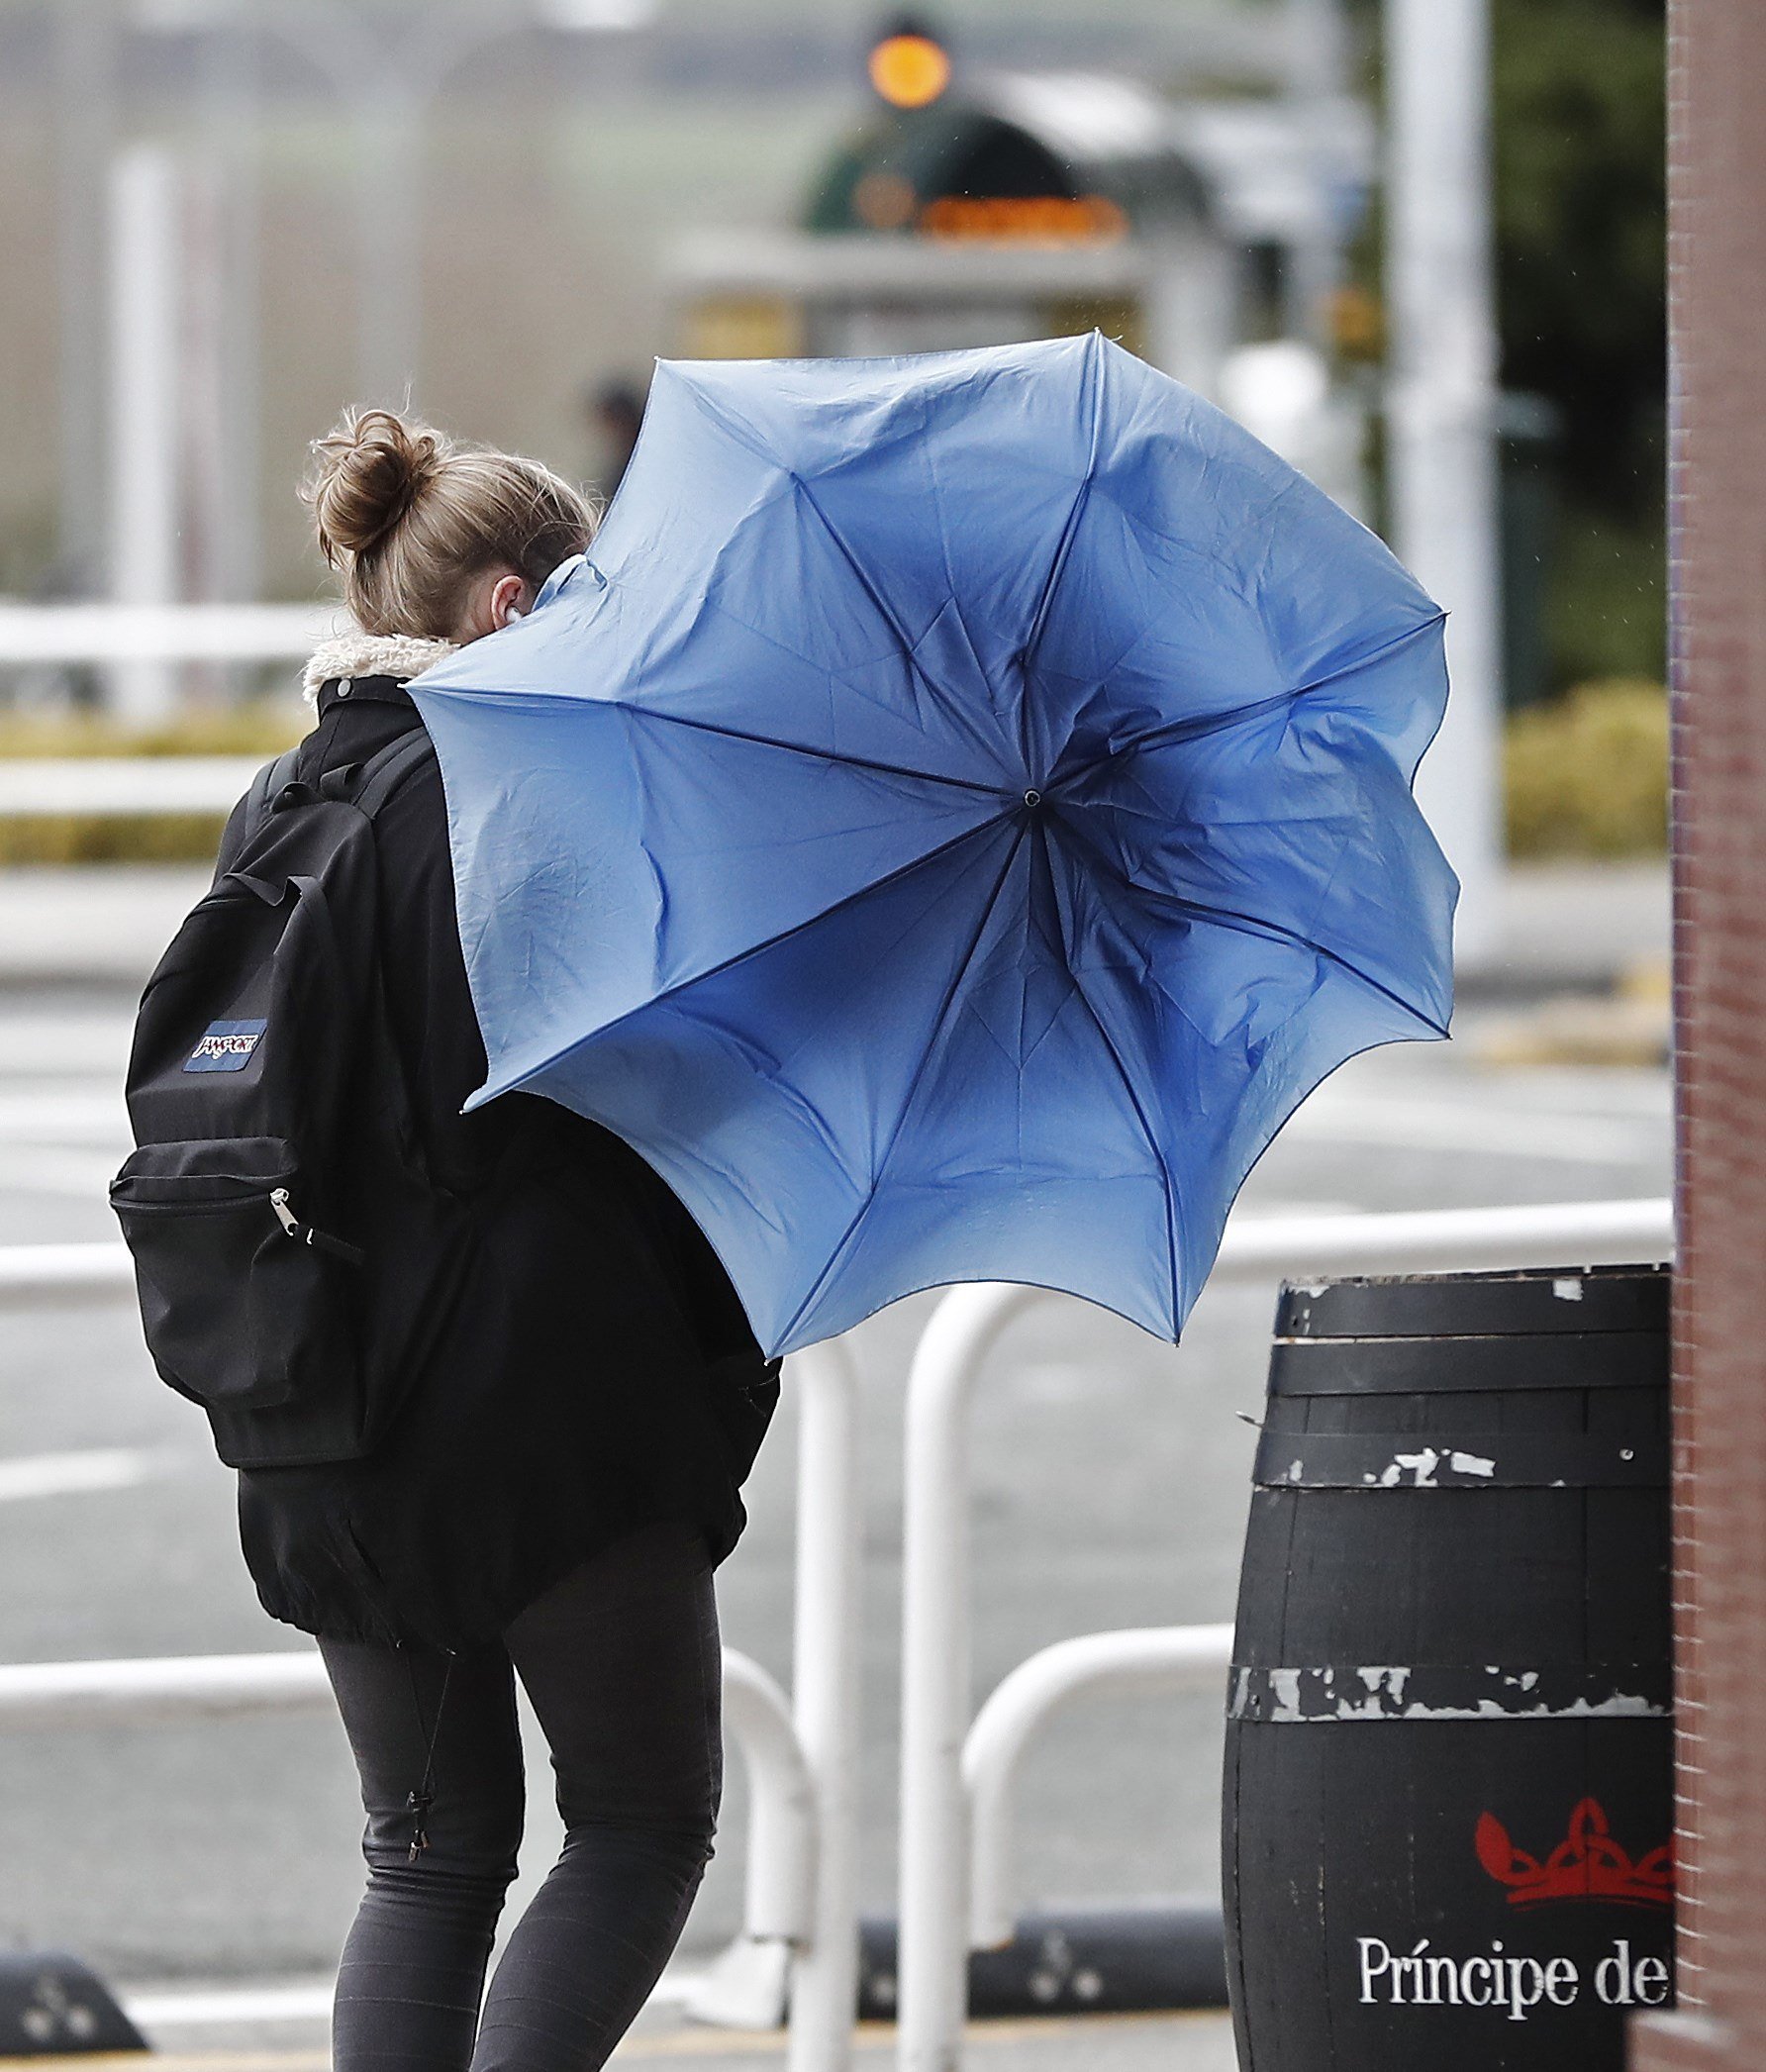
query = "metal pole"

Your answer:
(897, 1284), (1036, 2072)
(787, 1336), (864, 2072)
(199, 19), (263, 603)
(722, 1650), (819, 1947)
(108, 147), (183, 724)
(1284, 0), (1349, 345)
(178, 168), (228, 620)
(1384, 0), (1505, 965)
(54, 0), (120, 595)
(352, 73), (425, 408)
(891, 1192), (1675, 2072)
